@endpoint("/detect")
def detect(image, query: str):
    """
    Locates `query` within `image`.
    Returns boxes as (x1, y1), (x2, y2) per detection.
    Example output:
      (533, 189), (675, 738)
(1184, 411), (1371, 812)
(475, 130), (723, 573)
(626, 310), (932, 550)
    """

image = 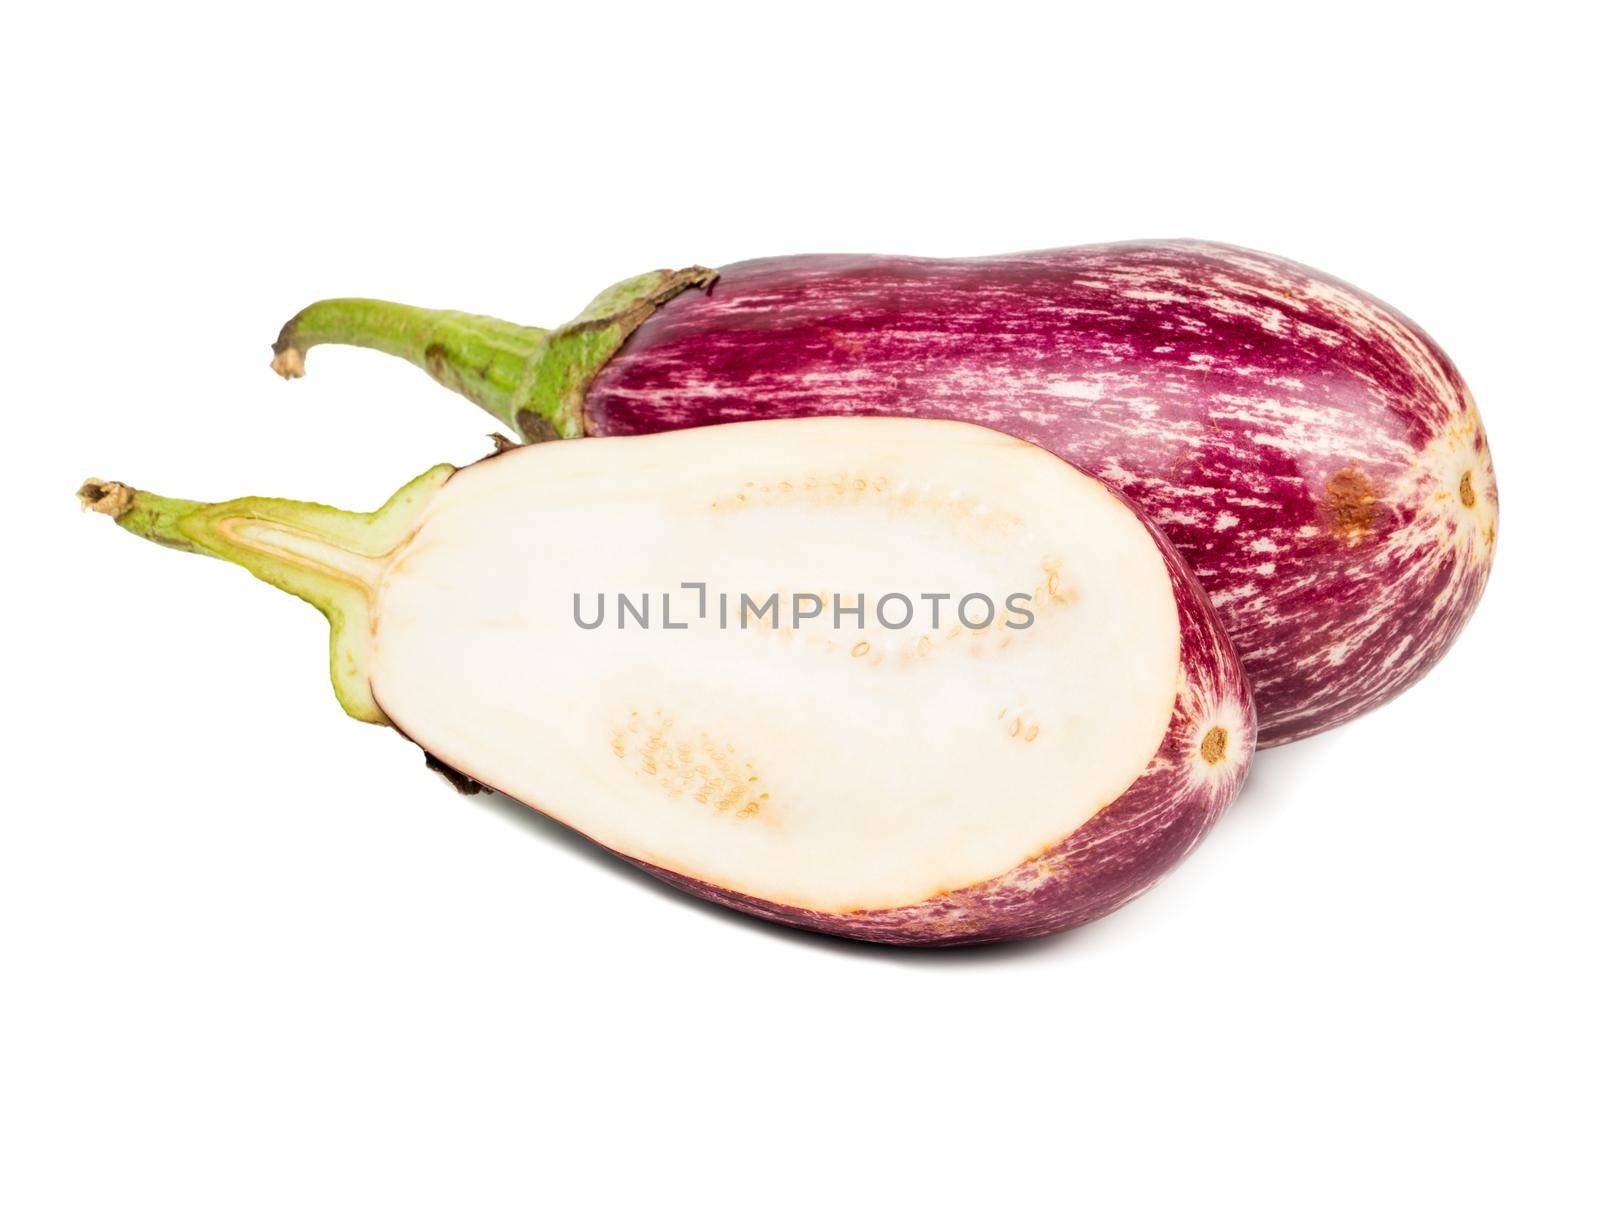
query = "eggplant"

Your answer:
(80, 418), (1253, 945)
(271, 242), (1497, 746)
